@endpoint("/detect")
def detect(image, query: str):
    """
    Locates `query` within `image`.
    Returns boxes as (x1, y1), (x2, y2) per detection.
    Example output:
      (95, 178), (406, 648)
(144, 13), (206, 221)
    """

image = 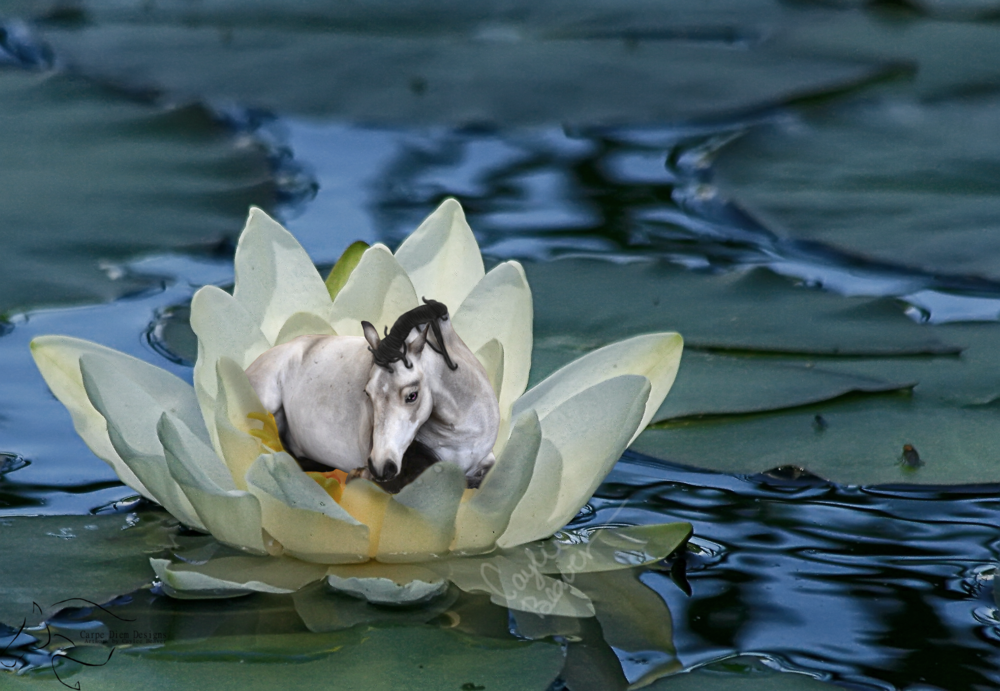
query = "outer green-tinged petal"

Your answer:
(246, 453), (371, 564)
(330, 244), (419, 337)
(29, 336), (152, 498)
(214, 356), (271, 487)
(513, 333), (683, 445)
(452, 411), (541, 554)
(497, 439), (564, 550)
(516, 524), (692, 575)
(325, 240), (369, 301)
(274, 311), (336, 345)
(475, 338), (505, 400)
(377, 462), (466, 561)
(79, 353), (205, 530)
(454, 261), (533, 452)
(431, 554), (595, 617)
(499, 375), (650, 548)
(394, 198), (486, 311)
(326, 562), (447, 605)
(158, 413), (267, 554)
(189, 284), (270, 449)
(232, 207), (333, 343)
(151, 553), (327, 595)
